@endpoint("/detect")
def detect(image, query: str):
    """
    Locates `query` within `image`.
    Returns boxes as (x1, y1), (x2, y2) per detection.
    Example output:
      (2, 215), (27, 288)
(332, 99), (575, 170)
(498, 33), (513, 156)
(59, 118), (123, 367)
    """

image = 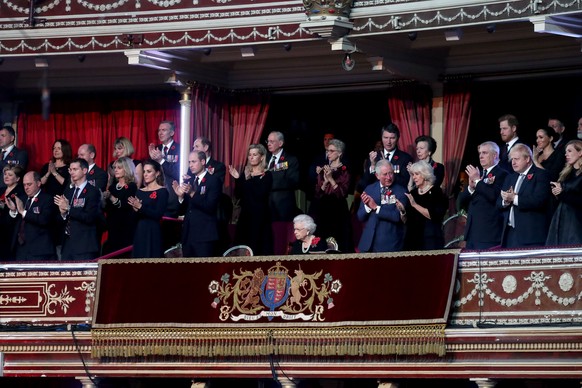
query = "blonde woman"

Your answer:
(110, 137), (143, 188)
(546, 140), (582, 246)
(228, 144), (273, 255)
